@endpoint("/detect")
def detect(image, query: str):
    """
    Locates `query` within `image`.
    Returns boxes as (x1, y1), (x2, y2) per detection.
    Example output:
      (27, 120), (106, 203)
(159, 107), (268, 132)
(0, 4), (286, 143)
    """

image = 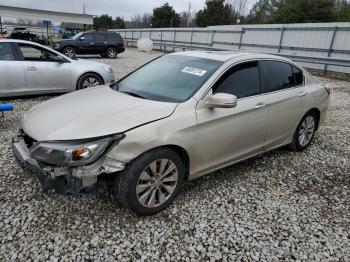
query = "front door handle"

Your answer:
(27, 66), (37, 71)
(90, 42), (95, 45)
(255, 102), (266, 109)
(298, 91), (308, 97)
